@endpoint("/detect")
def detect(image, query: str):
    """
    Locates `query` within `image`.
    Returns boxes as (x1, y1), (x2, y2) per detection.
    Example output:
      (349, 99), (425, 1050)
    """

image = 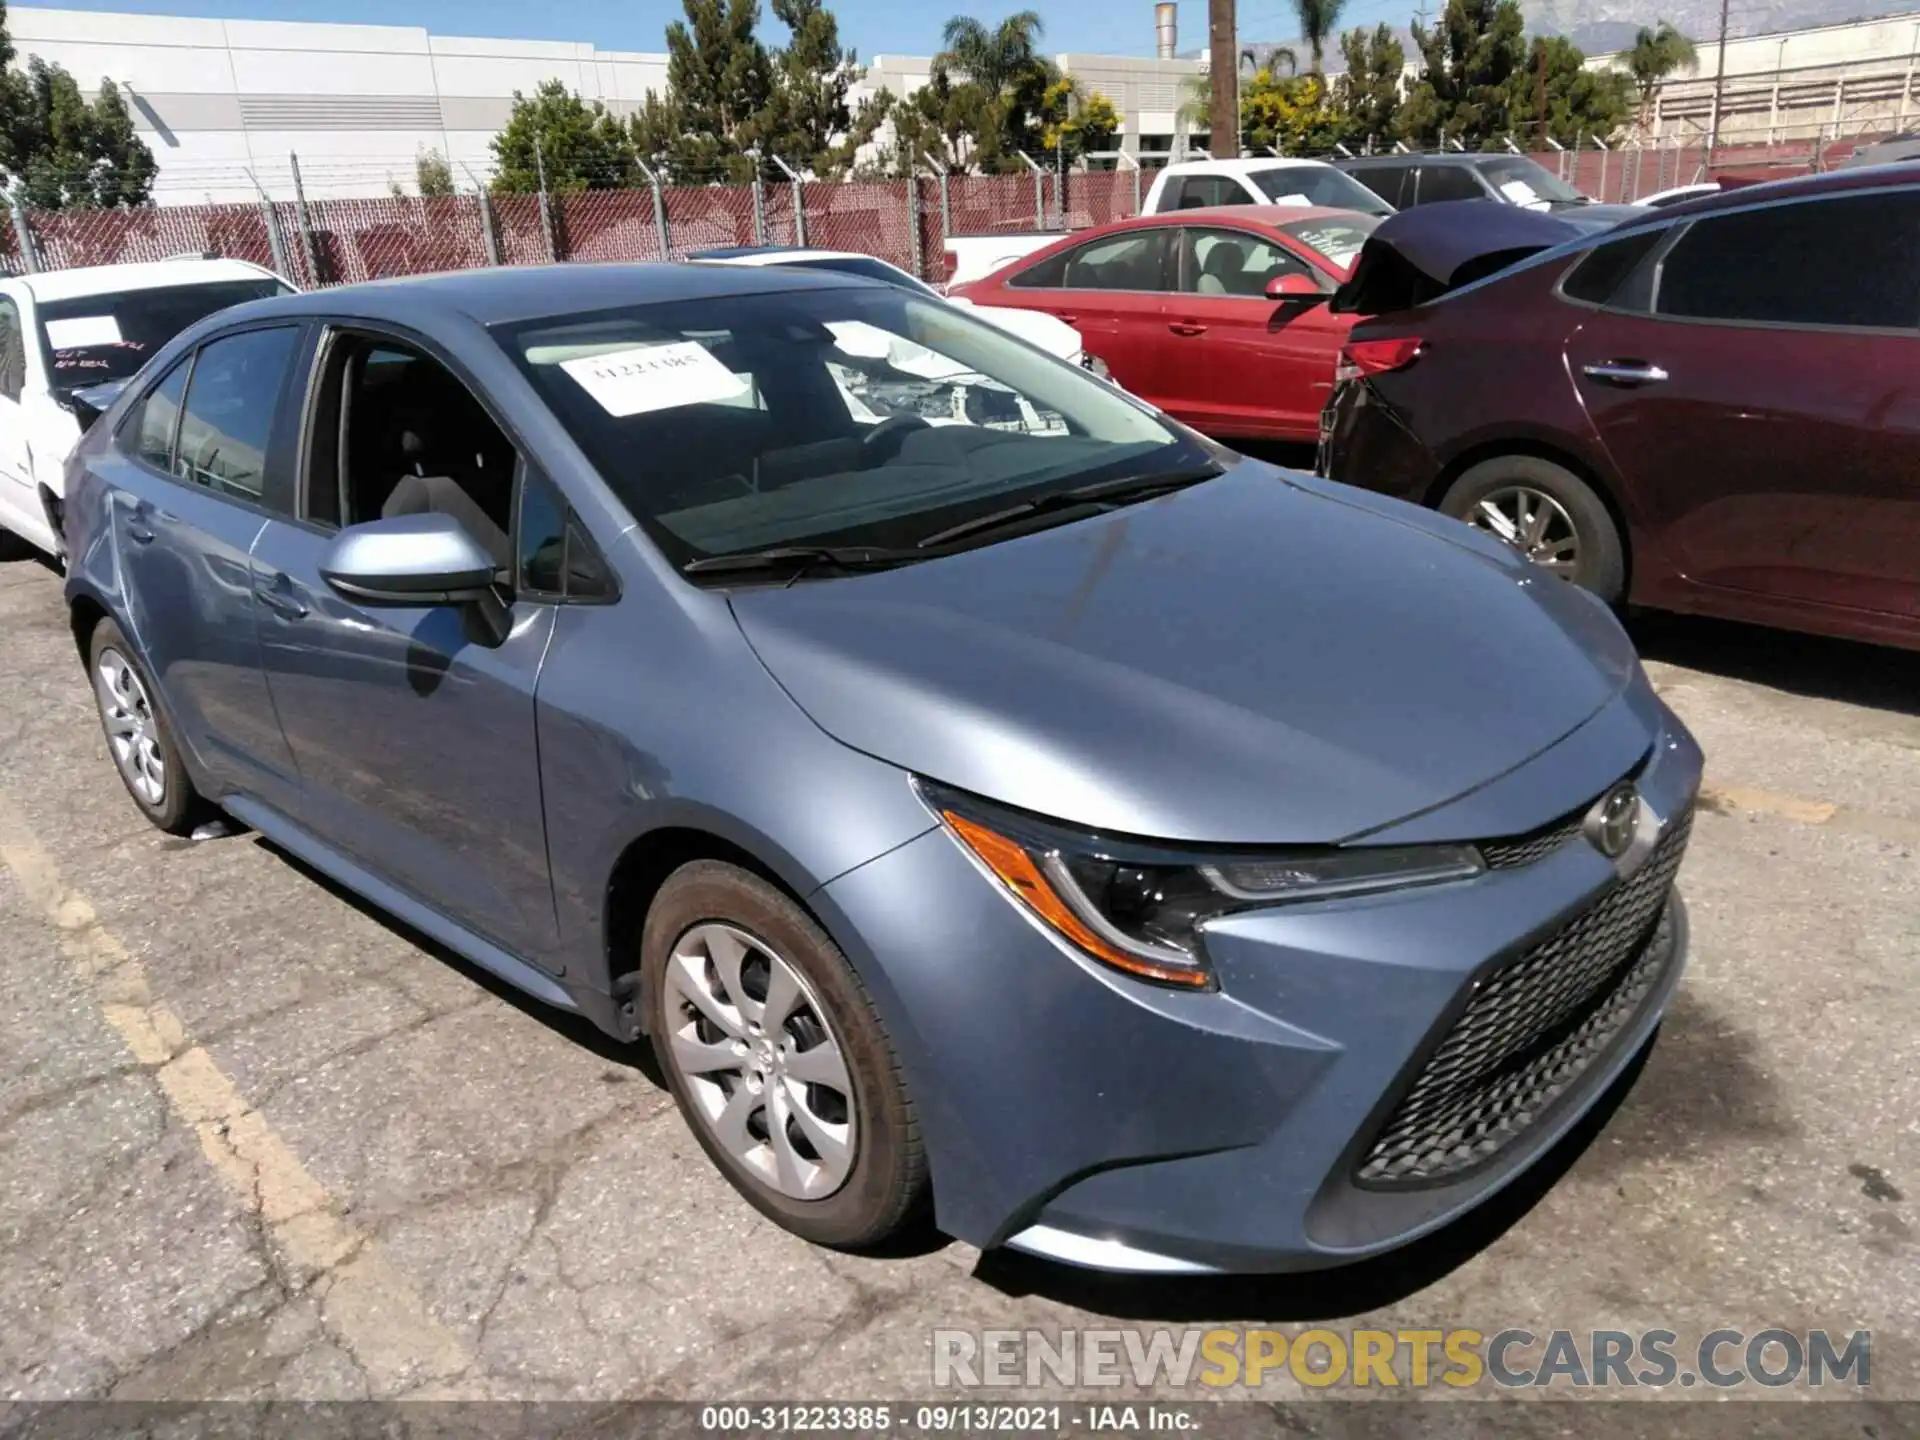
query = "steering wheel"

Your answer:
(859, 413), (930, 465)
